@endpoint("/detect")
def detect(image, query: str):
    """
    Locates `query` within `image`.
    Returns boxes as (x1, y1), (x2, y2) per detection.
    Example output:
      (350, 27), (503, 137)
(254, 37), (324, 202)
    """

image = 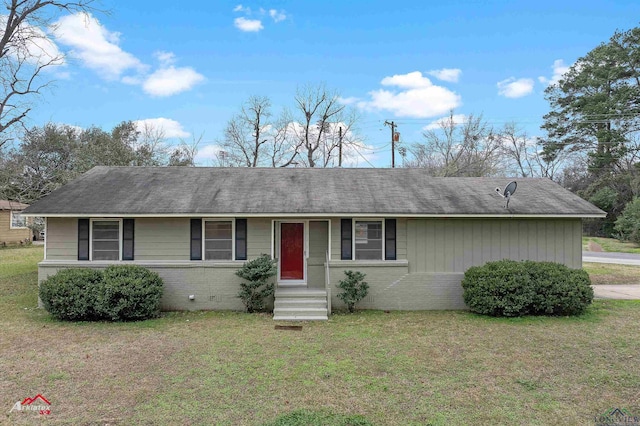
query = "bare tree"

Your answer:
(169, 132), (202, 166)
(220, 96), (272, 167)
(265, 111), (301, 167)
(134, 121), (170, 166)
(218, 87), (363, 168)
(0, 0), (97, 149)
(408, 112), (504, 176)
(292, 83), (352, 167)
(498, 122), (568, 179)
